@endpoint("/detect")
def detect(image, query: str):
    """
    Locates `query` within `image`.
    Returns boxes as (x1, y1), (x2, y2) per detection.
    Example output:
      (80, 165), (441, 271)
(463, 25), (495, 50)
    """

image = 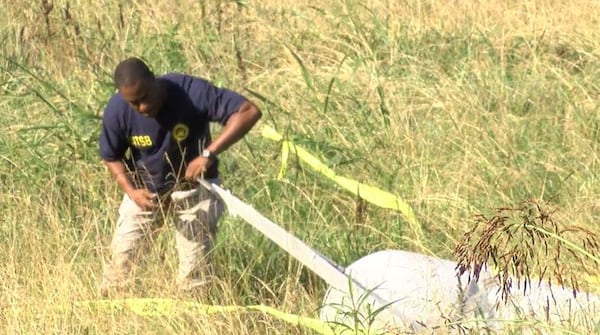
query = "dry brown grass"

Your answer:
(2, 0), (600, 334)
